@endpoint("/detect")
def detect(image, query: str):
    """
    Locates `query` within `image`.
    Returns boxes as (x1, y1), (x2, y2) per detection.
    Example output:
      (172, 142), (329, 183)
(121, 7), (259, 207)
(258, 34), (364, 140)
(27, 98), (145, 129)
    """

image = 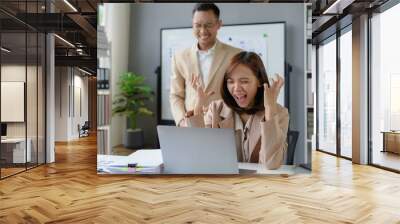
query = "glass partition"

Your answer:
(0, 1), (46, 179)
(1, 31), (28, 178)
(339, 28), (352, 159)
(317, 36), (337, 155)
(370, 3), (400, 171)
